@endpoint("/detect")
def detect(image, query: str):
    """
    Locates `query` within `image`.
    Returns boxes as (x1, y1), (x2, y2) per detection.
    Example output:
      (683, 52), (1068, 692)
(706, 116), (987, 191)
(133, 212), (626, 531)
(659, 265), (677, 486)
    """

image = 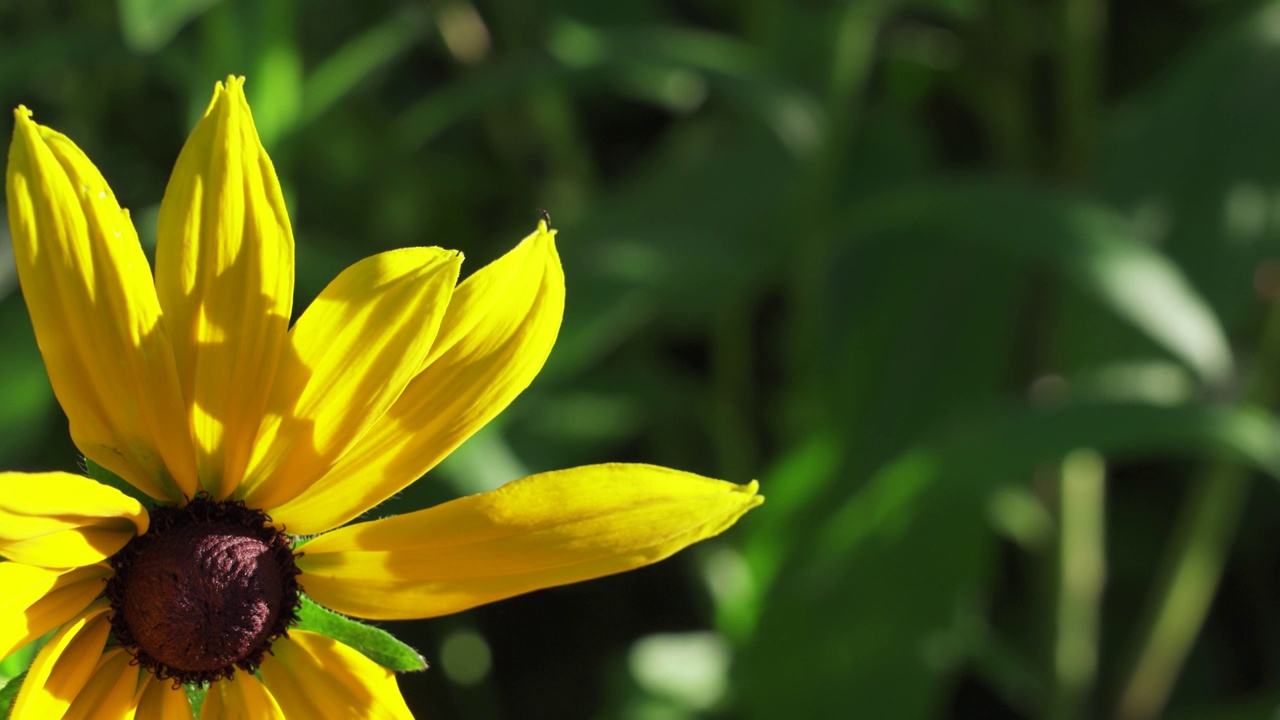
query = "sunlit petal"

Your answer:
(298, 464), (762, 619)
(62, 648), (140, 720)
(135, 676), (196, 720)
(259, 632), (412, 719)
(198, 672), (282, 720)
(0, 472), (147, 567)
(272, 223), (561, 534)
(11, 599), (111, 720)
(240, 247), (461, 512)
(154, 76), (295, 499)
(0, 563), (110, 661)
(6, 108), (198, 502)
